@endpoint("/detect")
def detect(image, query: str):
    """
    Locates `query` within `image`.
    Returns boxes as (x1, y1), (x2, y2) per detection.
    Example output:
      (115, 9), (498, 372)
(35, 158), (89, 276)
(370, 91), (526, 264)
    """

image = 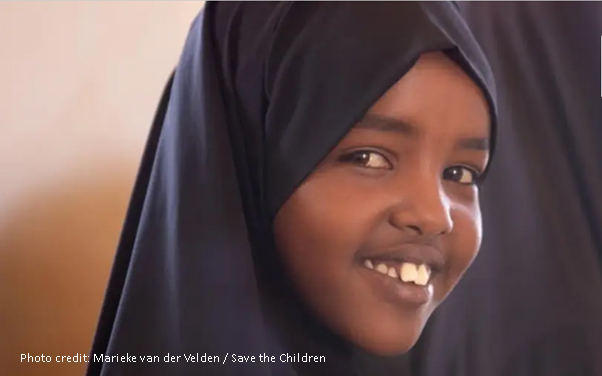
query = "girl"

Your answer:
(88, 2), (496, 375)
